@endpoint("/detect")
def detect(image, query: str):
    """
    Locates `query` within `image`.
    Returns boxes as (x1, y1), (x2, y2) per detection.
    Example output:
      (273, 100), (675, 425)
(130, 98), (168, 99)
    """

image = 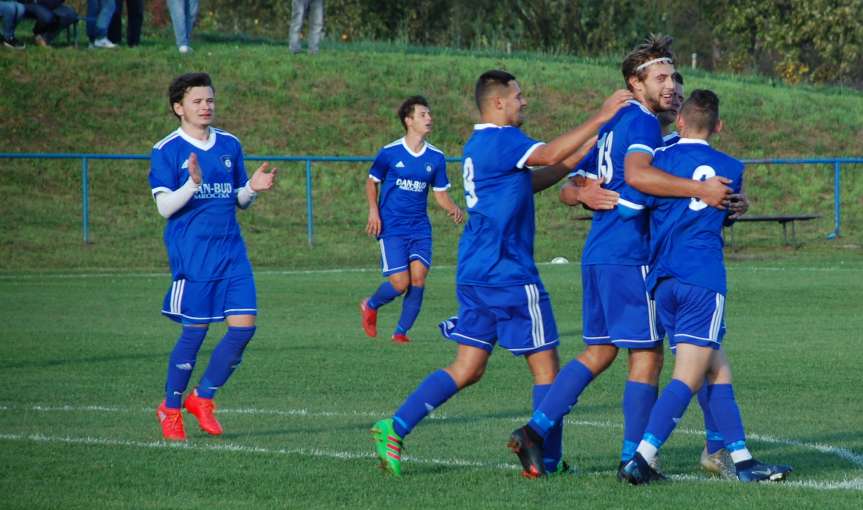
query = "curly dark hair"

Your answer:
(168, 73), (213, 119)
(397, 96), (430, 130)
